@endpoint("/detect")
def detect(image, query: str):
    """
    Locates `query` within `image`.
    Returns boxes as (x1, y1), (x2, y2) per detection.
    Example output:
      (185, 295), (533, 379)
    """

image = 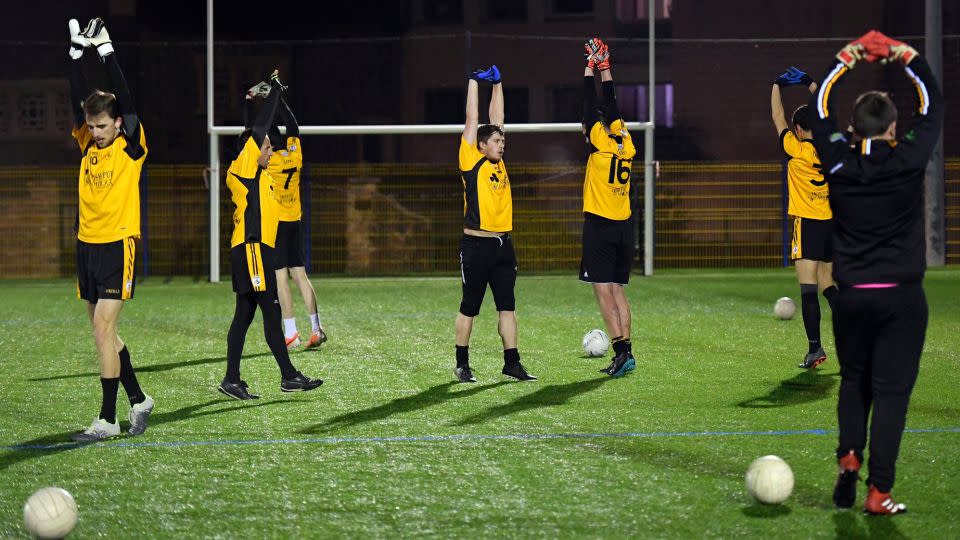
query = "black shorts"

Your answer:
(274, 220), (305, 269)
(76, 237), (137, 303)
(579, 213), (635, 285)
(459, 234), (517, 317)
(230, 243), (278, 294)
(791, 216), (833, 262)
